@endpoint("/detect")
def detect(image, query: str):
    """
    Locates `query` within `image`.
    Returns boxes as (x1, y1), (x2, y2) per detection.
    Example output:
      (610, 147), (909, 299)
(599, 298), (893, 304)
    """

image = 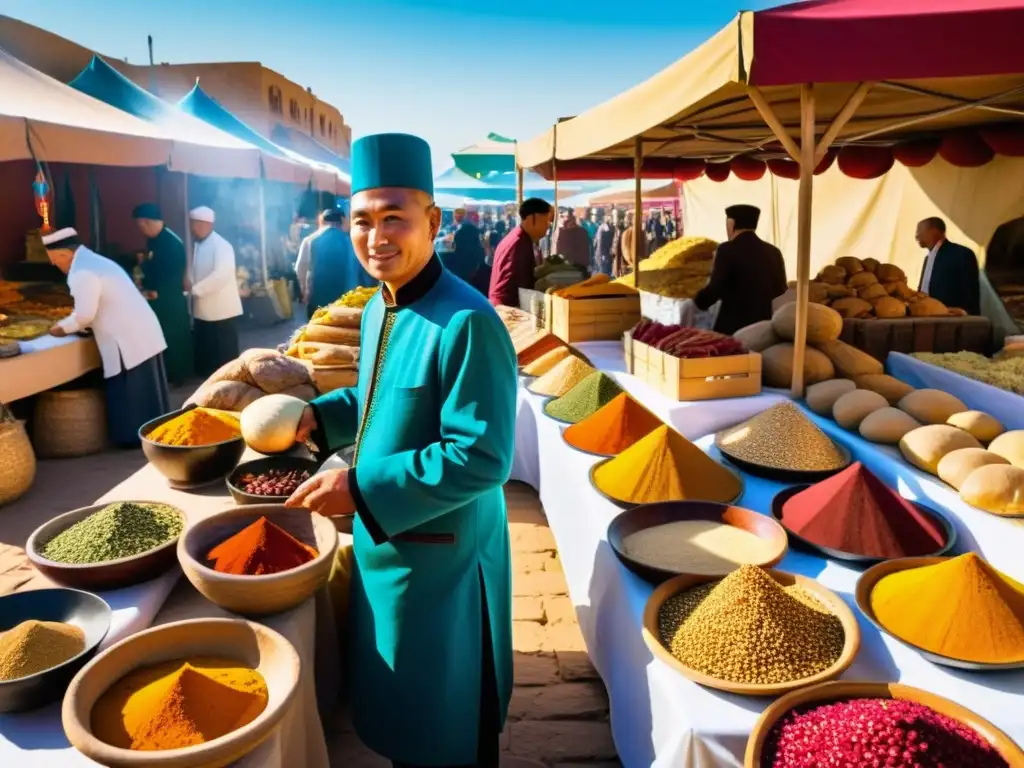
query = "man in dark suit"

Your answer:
(693, 205), (788, 335)
(916, 216), (981, 315)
